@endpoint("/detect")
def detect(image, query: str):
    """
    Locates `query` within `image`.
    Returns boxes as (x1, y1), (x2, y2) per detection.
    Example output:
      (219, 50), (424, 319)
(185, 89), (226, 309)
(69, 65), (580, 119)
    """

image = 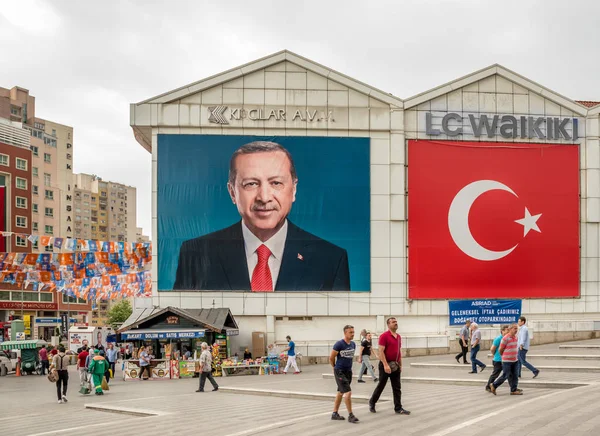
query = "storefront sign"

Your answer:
(208, 106), (334, 125)
(449, 299), (522, 325)
(121, 330), (205, 340)
(226, 329), (239, 336)
(35, 318), (76, 325)
(426, 112), (579, 140)
(0, 302), (57, 310)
